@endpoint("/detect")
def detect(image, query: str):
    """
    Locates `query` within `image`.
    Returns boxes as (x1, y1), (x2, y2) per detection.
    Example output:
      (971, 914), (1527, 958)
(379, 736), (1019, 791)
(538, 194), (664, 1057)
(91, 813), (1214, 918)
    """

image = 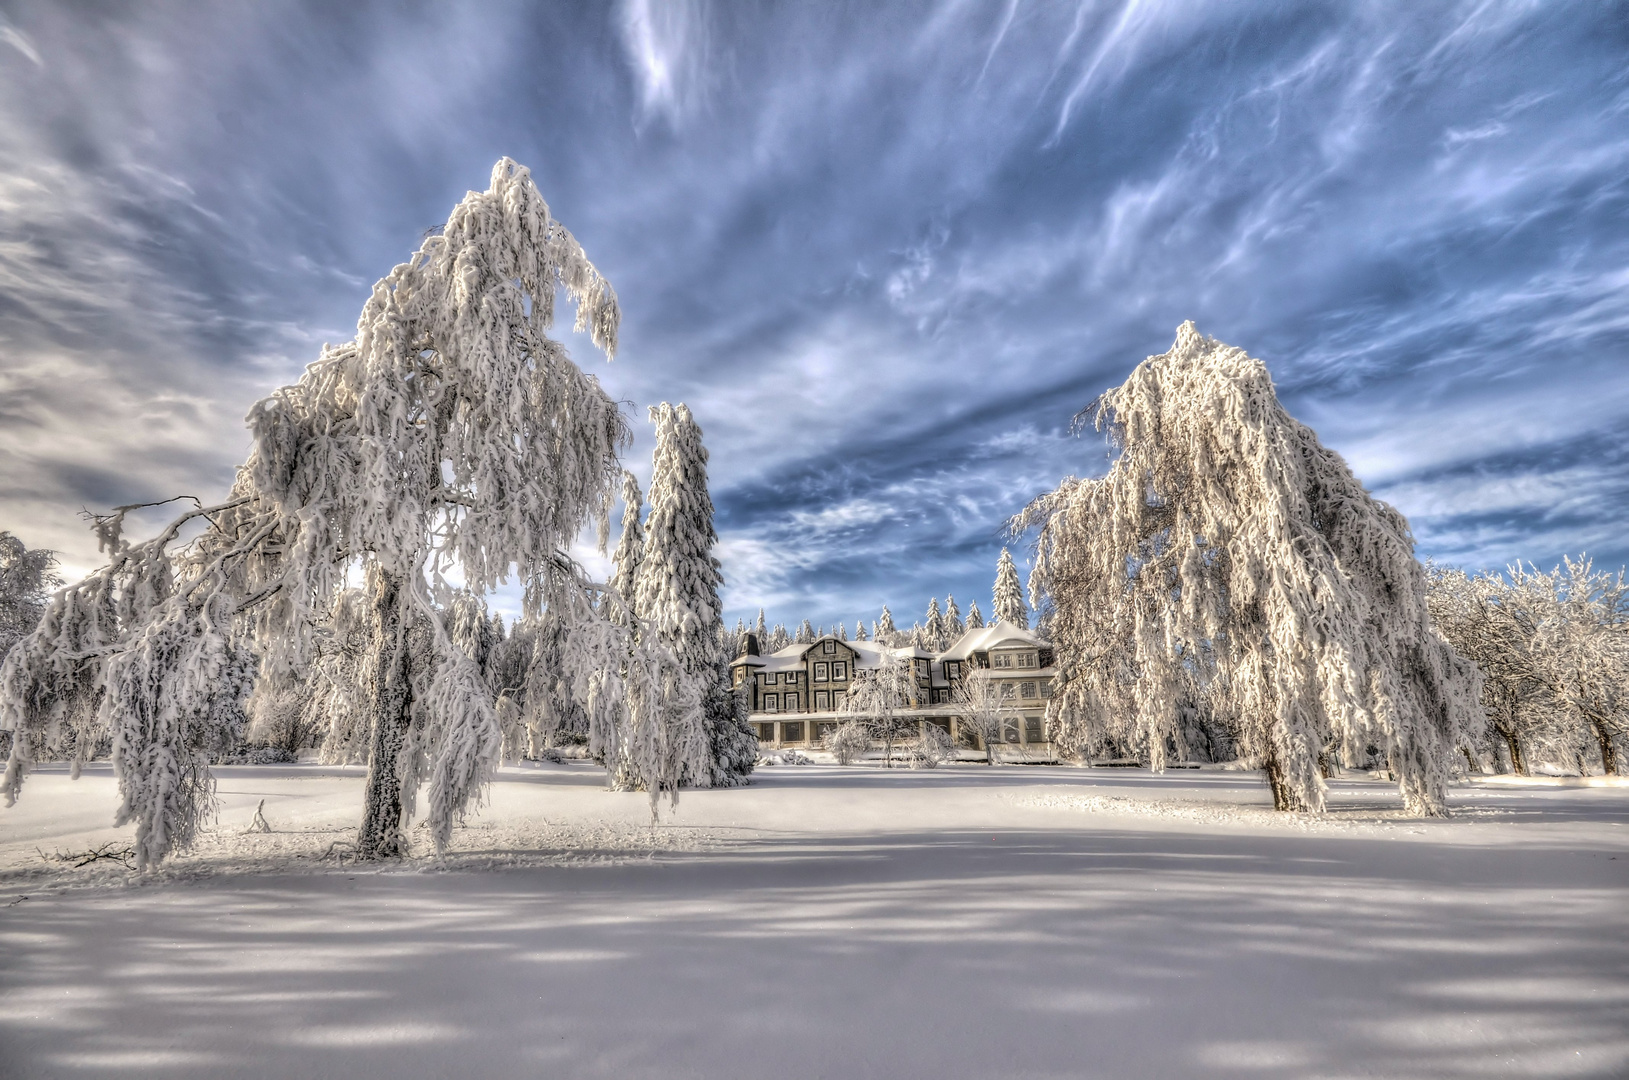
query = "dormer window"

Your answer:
(823, 639), (836, 654)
